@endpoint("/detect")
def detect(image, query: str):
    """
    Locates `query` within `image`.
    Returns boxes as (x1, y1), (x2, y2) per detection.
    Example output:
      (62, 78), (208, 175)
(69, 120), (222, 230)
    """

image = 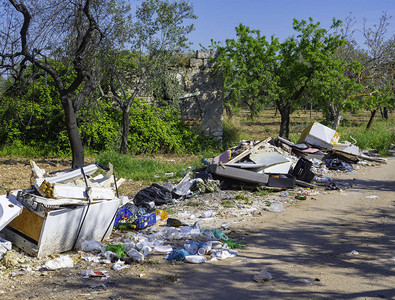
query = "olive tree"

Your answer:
(100, 0), (196, 154)
(0, 0), (131, 167)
